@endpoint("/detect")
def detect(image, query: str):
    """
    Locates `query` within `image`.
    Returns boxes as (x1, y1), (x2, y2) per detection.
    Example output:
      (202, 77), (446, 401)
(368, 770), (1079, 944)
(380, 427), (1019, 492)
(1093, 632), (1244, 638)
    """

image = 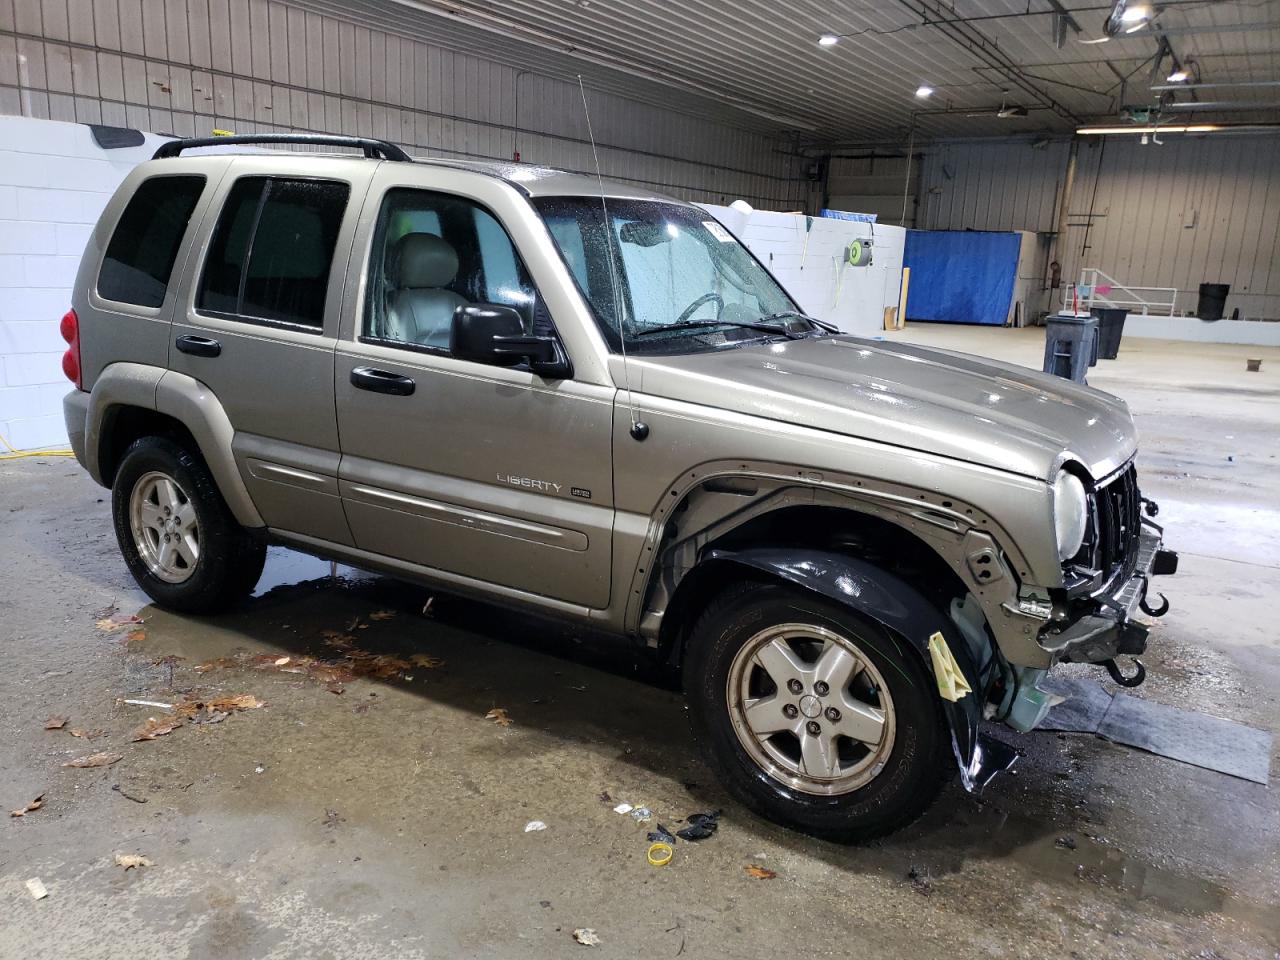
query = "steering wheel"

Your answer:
(675, 292), (725, 325)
